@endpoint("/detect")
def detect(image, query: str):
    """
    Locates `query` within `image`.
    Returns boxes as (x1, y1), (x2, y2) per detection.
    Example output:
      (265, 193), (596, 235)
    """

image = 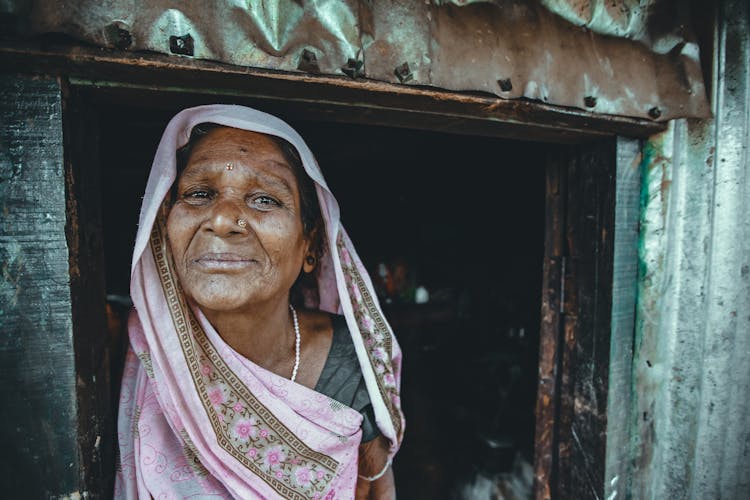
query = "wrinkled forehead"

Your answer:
(188, 126), (285, 158)
(176, 124), (302, 178)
